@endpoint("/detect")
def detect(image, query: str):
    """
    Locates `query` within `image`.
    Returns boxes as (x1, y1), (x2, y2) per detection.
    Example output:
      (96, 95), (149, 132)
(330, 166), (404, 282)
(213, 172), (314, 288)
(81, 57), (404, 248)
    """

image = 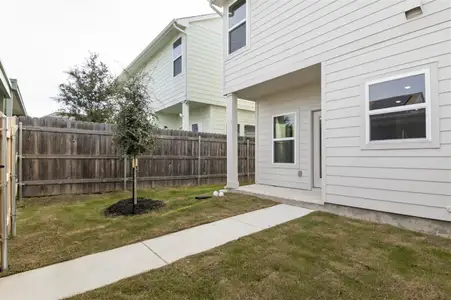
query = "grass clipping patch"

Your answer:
(104, 198), (166, 217)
